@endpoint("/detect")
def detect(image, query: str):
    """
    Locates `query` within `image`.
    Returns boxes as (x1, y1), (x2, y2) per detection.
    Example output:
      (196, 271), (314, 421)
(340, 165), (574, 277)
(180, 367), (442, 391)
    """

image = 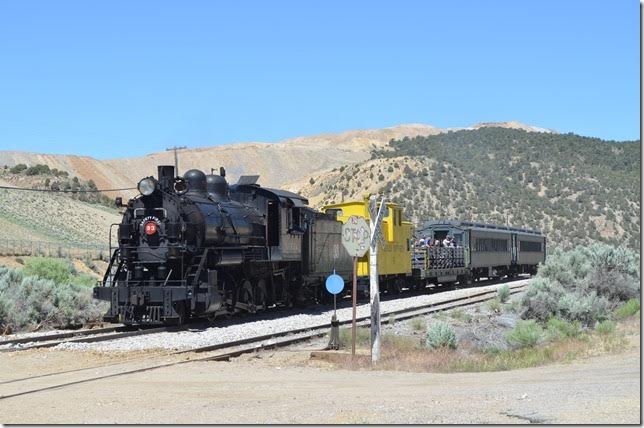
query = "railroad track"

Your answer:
(0, 325), (178, 352)
(0, 280), (529, 401)
(0, 273), (527, 352)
